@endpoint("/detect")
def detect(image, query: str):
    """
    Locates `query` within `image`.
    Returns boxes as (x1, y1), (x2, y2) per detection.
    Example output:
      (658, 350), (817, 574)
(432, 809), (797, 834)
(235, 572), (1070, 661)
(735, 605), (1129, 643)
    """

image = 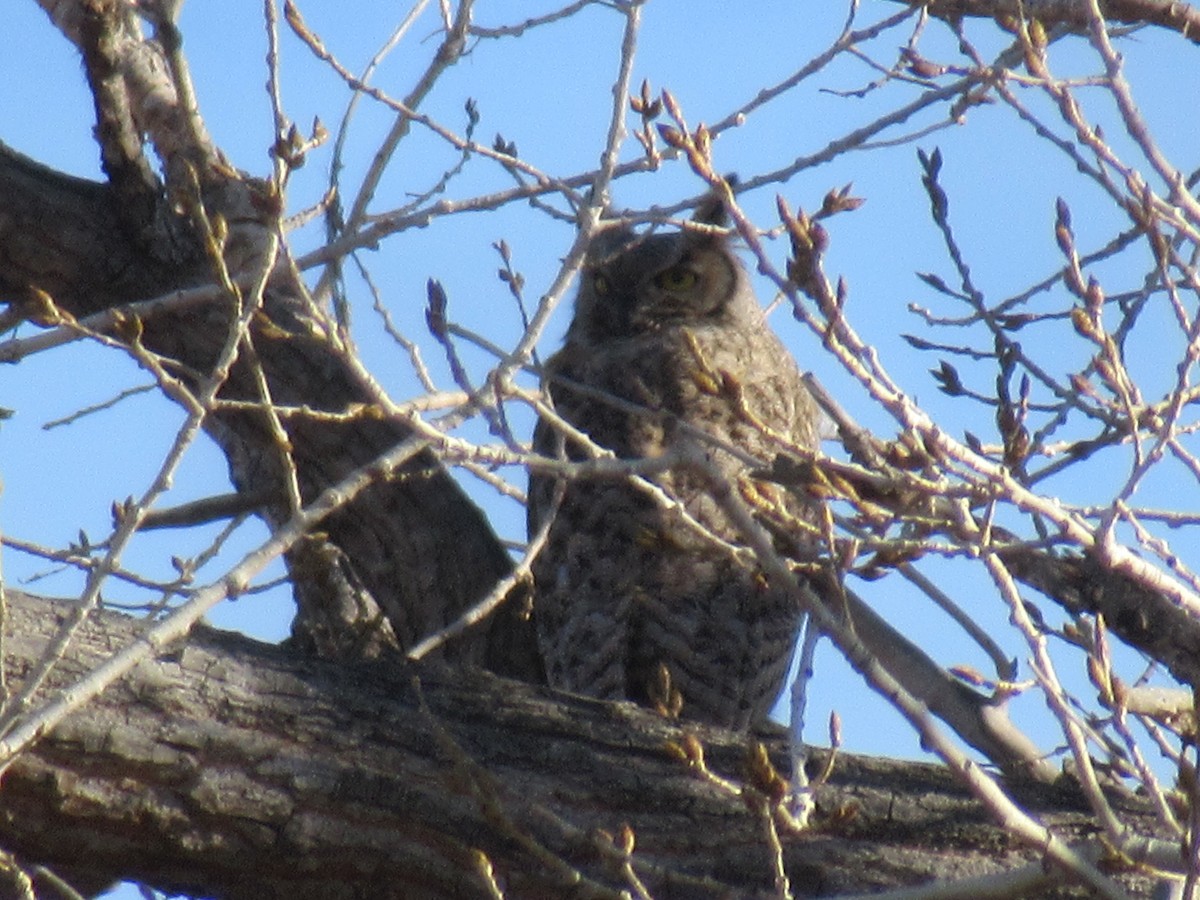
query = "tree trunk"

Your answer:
(0, 590), (1163, 899)
(0, 139), (540, 681)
